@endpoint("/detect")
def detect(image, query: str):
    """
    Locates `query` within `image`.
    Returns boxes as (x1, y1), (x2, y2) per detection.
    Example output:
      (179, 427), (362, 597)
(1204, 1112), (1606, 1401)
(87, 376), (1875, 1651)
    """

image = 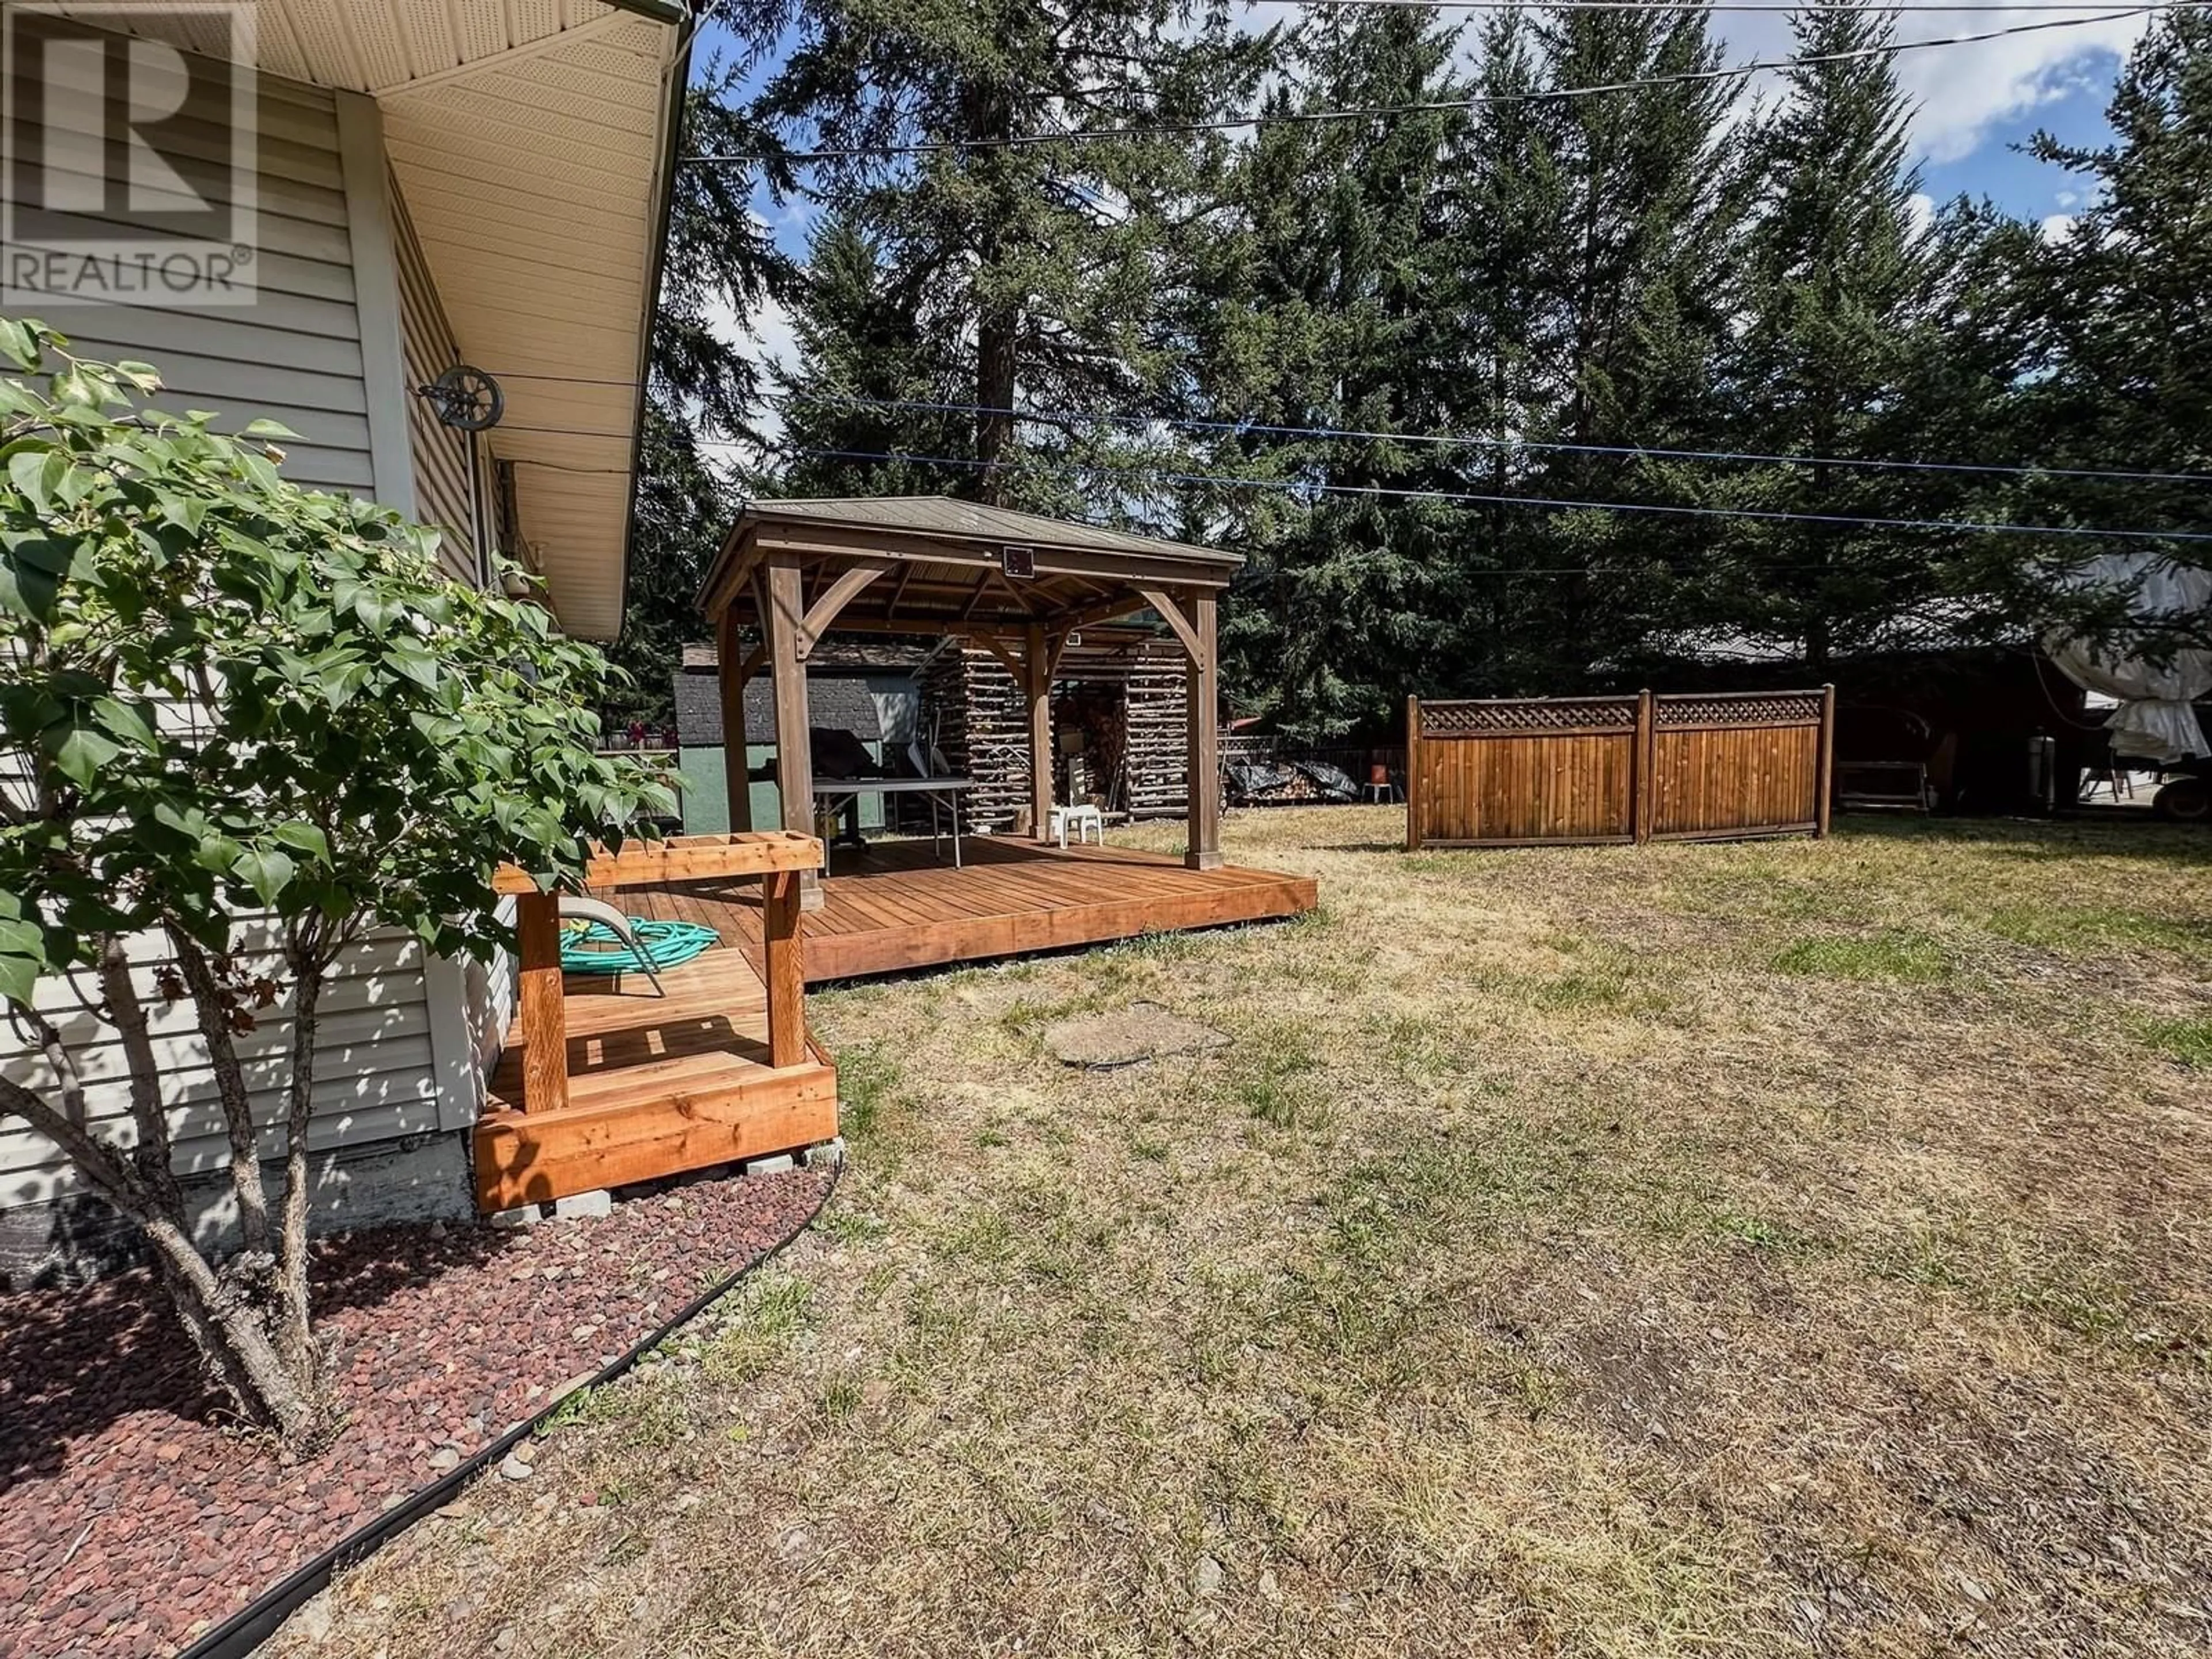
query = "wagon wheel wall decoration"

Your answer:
(418, 364), (506, 431)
